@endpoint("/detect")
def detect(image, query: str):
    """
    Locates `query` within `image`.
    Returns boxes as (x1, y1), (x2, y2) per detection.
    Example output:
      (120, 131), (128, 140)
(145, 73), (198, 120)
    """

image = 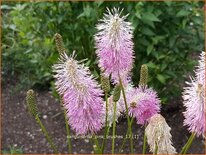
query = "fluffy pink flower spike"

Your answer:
(119, 85), (161, 125)
(53, 51), (104, 135)
(95, 7), (134, 84)
(183, 51), (205, 137)
(129, 86), (161, 125)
